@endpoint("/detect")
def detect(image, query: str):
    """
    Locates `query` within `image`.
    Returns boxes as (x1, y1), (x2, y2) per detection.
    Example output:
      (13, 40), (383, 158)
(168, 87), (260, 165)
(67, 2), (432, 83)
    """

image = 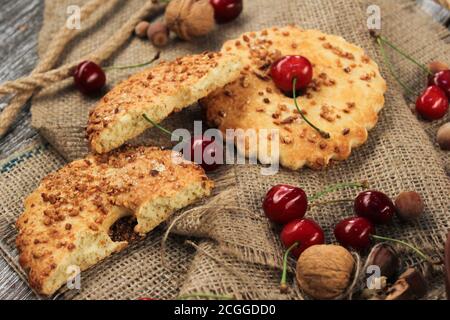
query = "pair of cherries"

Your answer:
(416, 71), (449, 120)
(263, 185), (396, 257)
(263, 184), (323, 258)
(334, 190), (396, 251)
